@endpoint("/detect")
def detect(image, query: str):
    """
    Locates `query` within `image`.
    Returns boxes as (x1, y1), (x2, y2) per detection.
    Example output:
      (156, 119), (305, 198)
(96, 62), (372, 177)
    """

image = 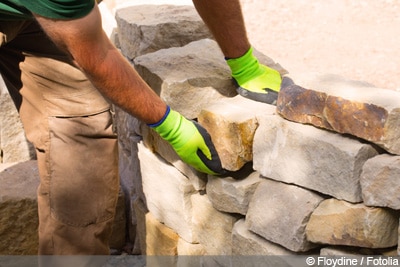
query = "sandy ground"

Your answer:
(104, 0), (400, 91)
